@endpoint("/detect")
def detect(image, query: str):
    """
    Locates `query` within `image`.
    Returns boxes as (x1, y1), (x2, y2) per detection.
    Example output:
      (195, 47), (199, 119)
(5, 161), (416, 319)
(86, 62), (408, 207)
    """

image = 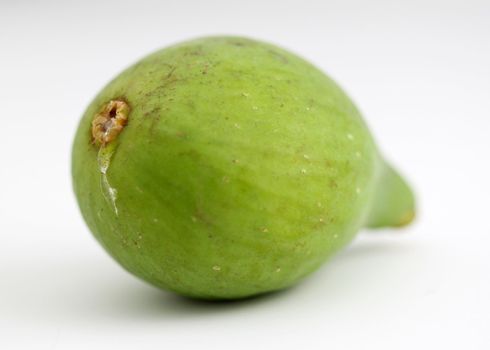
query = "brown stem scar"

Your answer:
(92, 100), (130, 145)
